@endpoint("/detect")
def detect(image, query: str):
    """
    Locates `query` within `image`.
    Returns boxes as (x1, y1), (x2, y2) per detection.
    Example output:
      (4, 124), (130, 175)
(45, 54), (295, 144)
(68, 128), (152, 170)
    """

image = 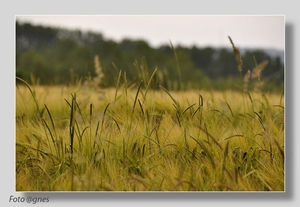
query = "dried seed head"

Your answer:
(252, 60), (269, 81)
(243, 70), (251, 90)
(228, 36), (243, 73)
